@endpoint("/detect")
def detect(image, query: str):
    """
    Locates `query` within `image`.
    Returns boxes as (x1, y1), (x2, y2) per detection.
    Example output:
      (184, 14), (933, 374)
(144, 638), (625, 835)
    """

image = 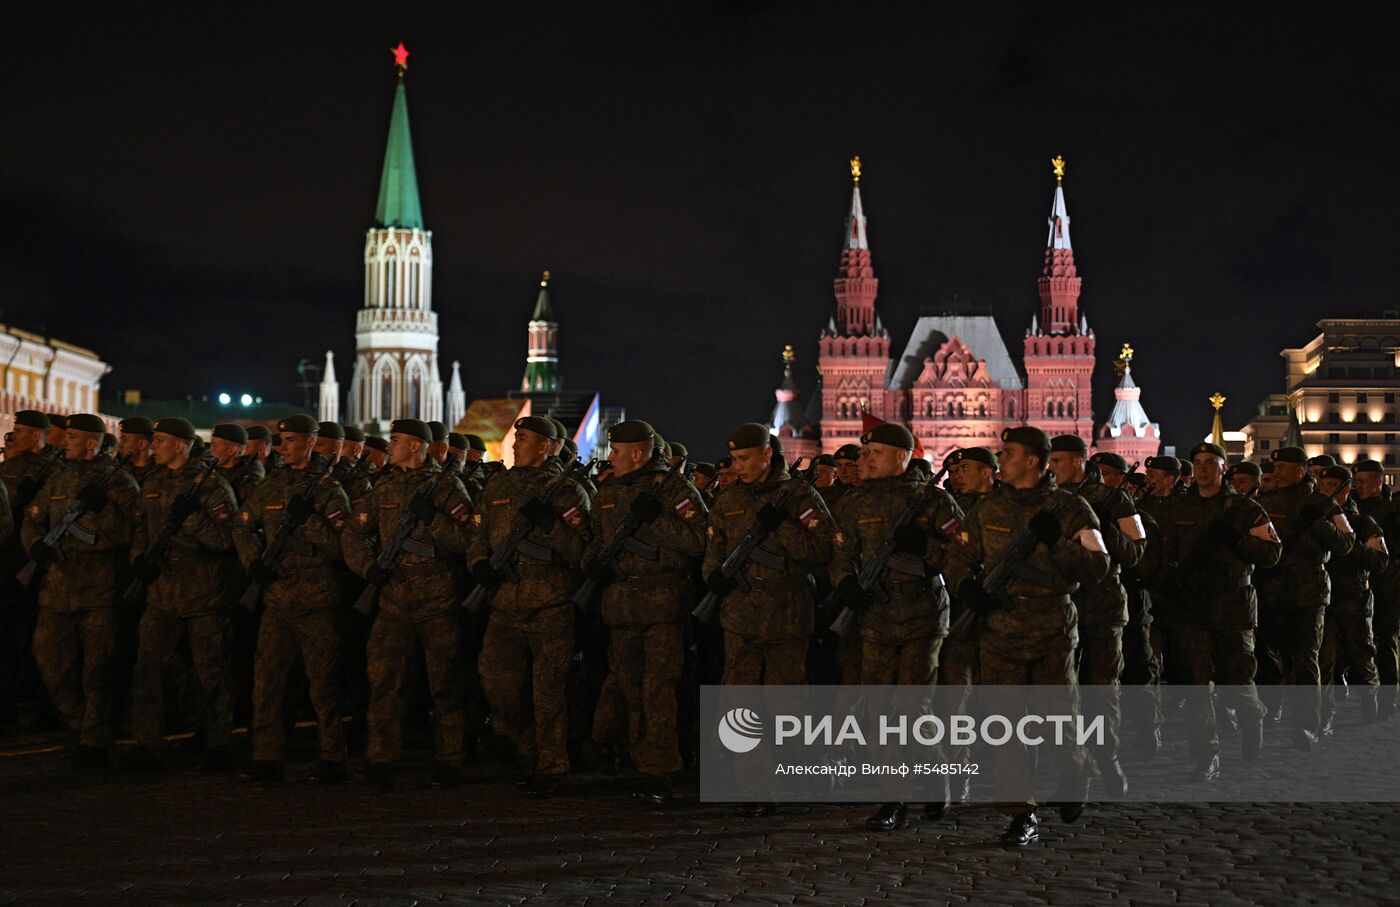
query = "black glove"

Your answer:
(893, 524), (928, 556)
(248, 559), (279, 586)
(705, 569), (739, 597)
(130, 555), (160, 583)
(16, 476), (37, 504)
(1206, 518), (1239, 547)
(756, 504), (786, 532)
(1297, 502), (1325, 526)
(409, 494), (438, 525)
(584, 558), (616, 587)
(520, 498), (556, 531)
(27, 541), (55, 566)
(286, 495), (315, 524)
(956, 578), (999, 618)
(77, 485), (108, 514)
(365, 564), (392, 587)
(837, 575), (870, 614)
(170, 495), (199, 522)
(628, 493), (664, 524)
(471, 559), (504, 589)
(1029, 510), (1062, 548)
